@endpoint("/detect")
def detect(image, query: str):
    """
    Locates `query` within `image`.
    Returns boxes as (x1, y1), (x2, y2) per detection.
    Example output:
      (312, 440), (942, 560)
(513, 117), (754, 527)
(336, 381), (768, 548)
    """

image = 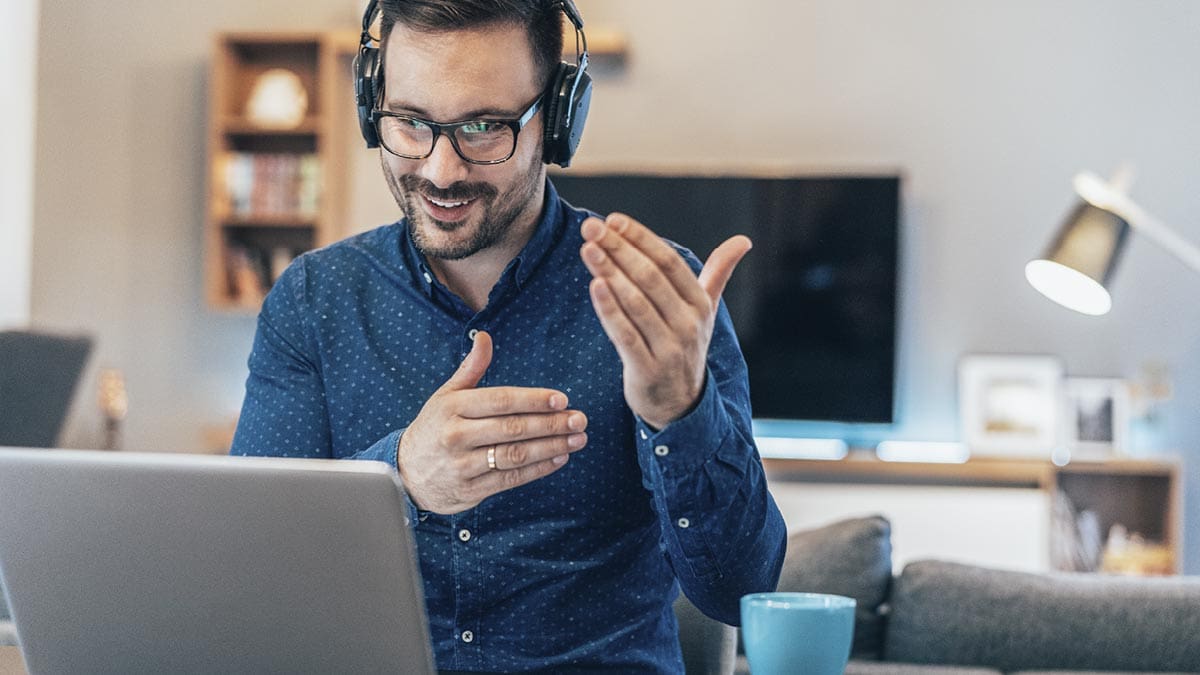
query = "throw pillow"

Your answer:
(776, 515), (893, 659)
